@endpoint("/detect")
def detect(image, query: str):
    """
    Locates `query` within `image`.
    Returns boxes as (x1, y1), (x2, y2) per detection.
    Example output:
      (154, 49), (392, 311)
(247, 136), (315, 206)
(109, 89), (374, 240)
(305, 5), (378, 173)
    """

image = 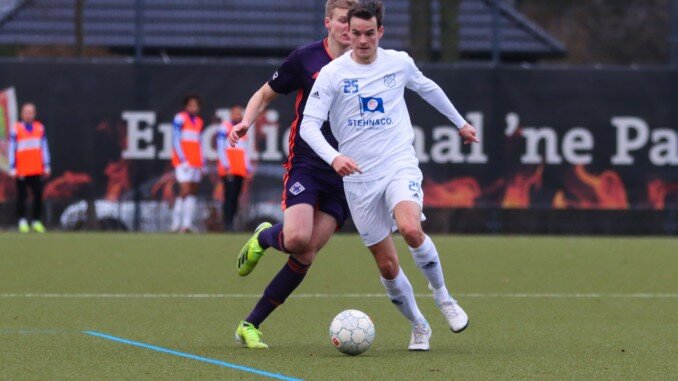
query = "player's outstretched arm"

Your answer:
(229, 83), (279, 146)
(459, 123), (480, 144)
(405, 53), (480, 144)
